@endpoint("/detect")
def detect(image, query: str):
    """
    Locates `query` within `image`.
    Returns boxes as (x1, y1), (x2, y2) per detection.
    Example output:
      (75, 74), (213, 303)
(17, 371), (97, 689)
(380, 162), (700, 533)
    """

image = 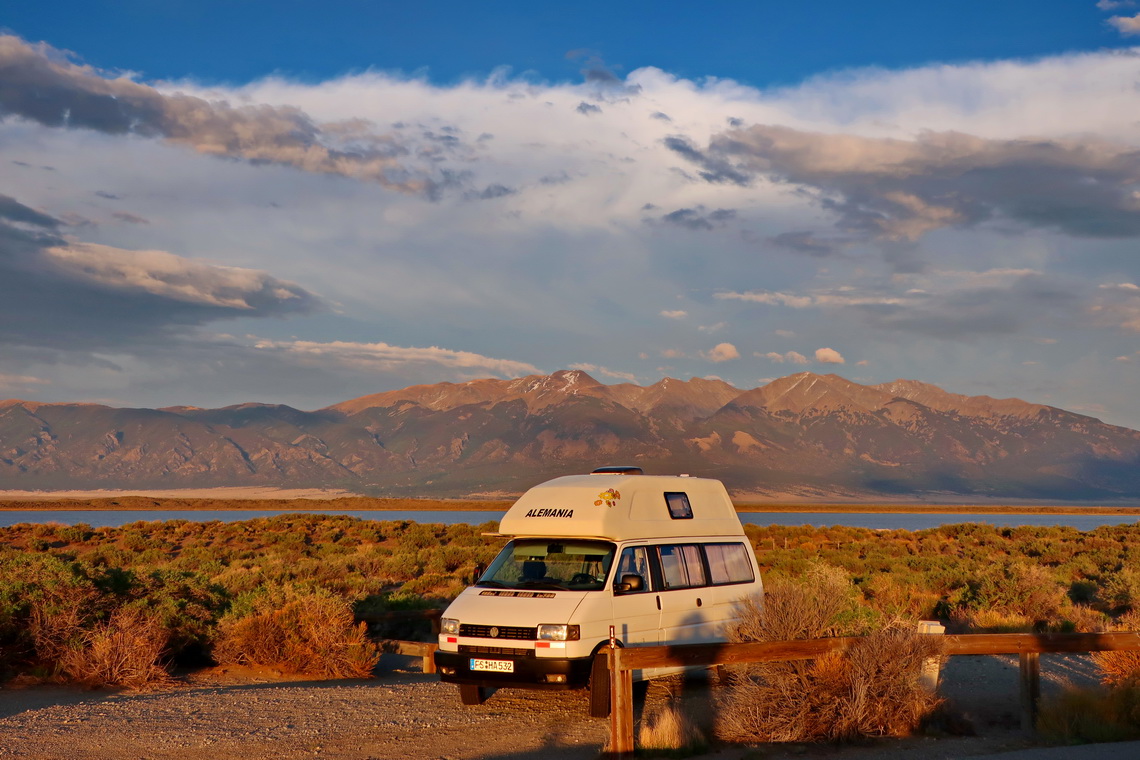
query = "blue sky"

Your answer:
(2, 2), (1140, 428)
(4, 1), (1125, 86)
